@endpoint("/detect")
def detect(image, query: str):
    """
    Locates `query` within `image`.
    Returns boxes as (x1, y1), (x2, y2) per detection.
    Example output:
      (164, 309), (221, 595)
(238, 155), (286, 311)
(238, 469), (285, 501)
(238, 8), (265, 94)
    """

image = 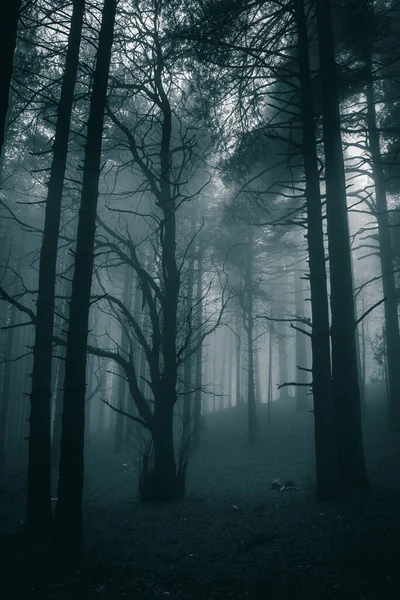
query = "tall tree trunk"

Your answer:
(54, 0), (117, 556)
(351, 252), (366, 416)
(228, 330), (233, 409)
(85, 312), (98, 441)
(182, 212), (196, 454)
(151, 56), (181, 500)
(213, 329), (217, 412)
(360, 296), (367, 410)
(267, 326), (273, 422)
(193, 247), (203, 447)
(235, 309), (242, 407)
(97, 381), (106, 434)
(294, 0), (340, 499)
(295, 268), (309, 410)
(27, 0), (85, 536)
(365, 50), (400, 426)
(137, 307), (148, 397)
(0, 0), (21, 158)
(52, 289), (71, 467)
(254, 340), (262, 405)
(219, 325), (229, 410)
(51, 344), (65, 468)
(17, 324), (33, 464)
(0, 302), (17, 484)
(244, 236), (257, 444)
(315, 0), (367, 488)
(278, 305), (289, 400)
(124, 285), (141, 443)
(115, 264), (133, 453)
